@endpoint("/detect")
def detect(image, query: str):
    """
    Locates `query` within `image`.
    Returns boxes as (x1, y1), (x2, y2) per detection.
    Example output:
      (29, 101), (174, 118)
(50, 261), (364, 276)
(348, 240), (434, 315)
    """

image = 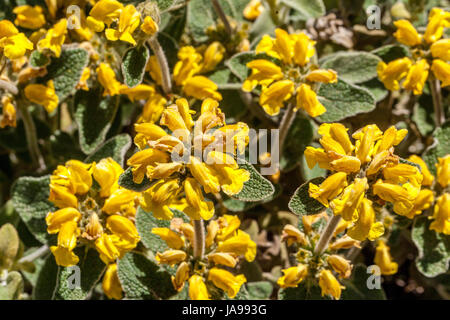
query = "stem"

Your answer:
(17, 103), (46, 171)
(148, 37), (172, 95)
(0, 79), (18, 95)
(18, 245), (49, 264)
(429, 78), (444, 127)
(212, 0), (233, 35)
(193, 219), (205, 259)
(314, 215), (341, 255)
(278, 103), (296, 159)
